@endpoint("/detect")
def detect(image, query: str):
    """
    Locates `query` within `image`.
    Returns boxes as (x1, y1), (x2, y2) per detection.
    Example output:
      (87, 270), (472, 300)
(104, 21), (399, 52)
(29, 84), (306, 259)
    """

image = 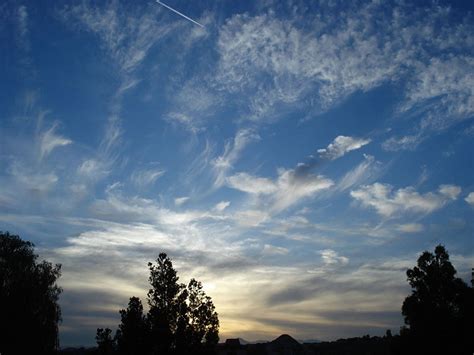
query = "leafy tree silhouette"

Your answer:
(146, 253), (219, 355)
(147, 253), (185, 354)
(0, 231), (62, 355)
(185, 279), (219, 353)
(401, 245), (473, 354)
(96, 328), (116, 355)
(116, 297), (150, 355)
